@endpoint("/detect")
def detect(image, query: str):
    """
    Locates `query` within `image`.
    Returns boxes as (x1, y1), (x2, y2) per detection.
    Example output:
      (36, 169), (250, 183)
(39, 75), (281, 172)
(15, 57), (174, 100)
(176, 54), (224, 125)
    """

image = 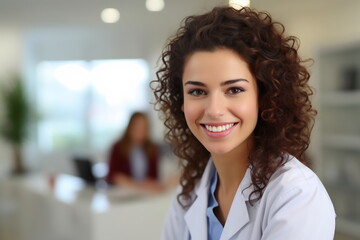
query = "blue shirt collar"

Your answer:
(206, 170), (223, 240)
